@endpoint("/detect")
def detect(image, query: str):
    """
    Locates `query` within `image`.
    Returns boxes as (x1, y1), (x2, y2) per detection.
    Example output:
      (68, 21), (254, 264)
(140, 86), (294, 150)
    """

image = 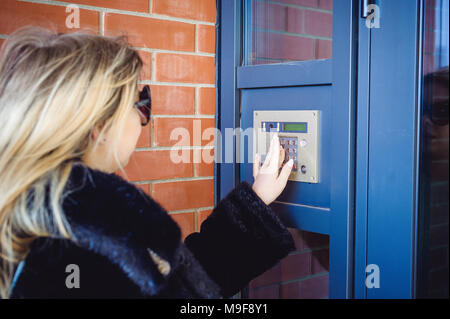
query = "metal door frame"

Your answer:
(216, 0), (358, 299)
(354, 0), (422, 298)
